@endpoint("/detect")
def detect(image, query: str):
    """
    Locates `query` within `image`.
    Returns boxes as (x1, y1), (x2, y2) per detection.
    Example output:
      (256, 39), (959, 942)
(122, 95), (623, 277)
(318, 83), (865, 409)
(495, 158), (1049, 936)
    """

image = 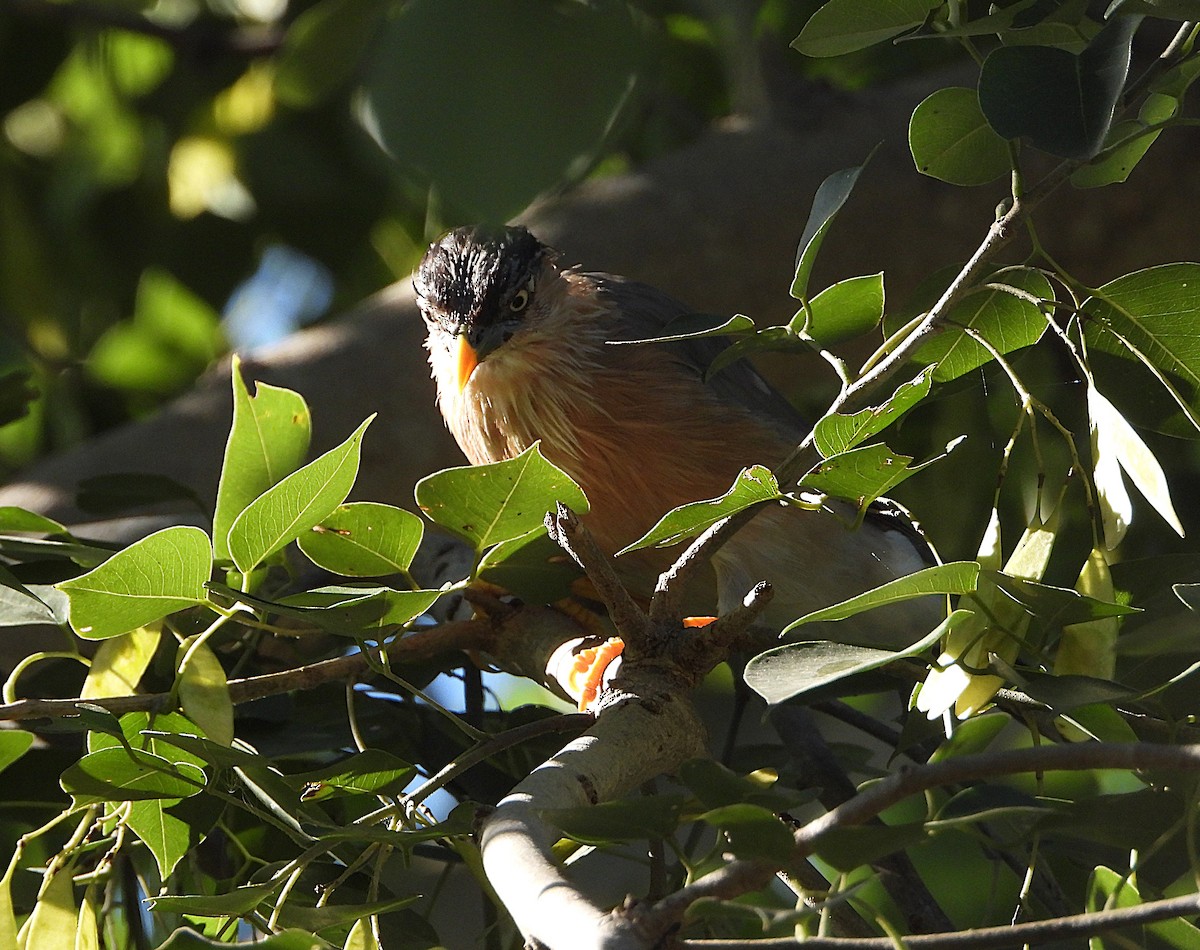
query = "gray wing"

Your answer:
(586, 272), (808, 441)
